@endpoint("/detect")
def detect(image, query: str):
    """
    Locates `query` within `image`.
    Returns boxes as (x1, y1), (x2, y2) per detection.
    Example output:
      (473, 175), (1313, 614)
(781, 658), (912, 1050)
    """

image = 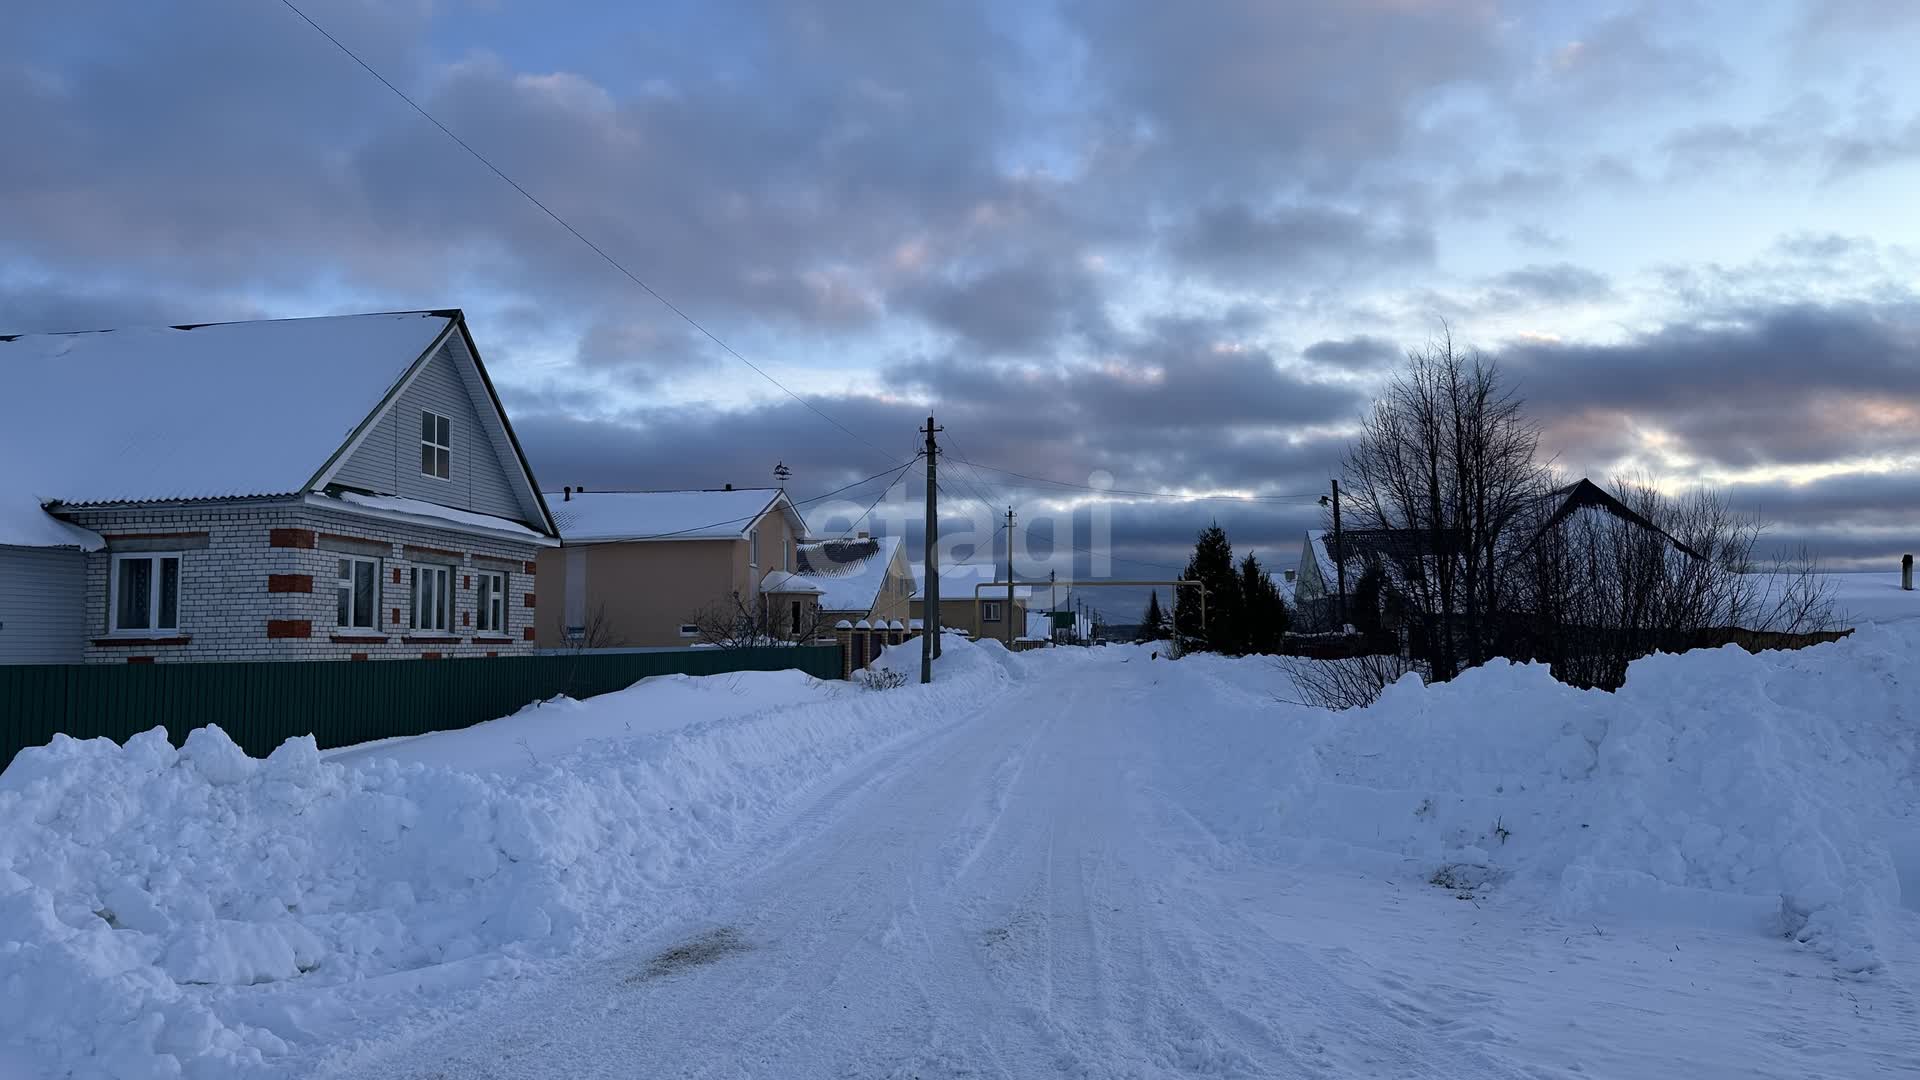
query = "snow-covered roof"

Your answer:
(1305, 529), (1339, 586)
(794, 535), (906, 612)
(759, 569), (824, 595)
(911, 562), (1035, 600)
(550, 488), (803, 543)
(1, 313), (450, 510)
(0, 310), (555, 547)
